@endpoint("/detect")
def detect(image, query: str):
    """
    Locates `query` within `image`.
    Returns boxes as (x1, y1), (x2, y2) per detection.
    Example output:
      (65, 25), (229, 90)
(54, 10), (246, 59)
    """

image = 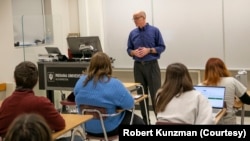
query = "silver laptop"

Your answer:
(45, 47), (61, 55)
(193, 85), (225, 116)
